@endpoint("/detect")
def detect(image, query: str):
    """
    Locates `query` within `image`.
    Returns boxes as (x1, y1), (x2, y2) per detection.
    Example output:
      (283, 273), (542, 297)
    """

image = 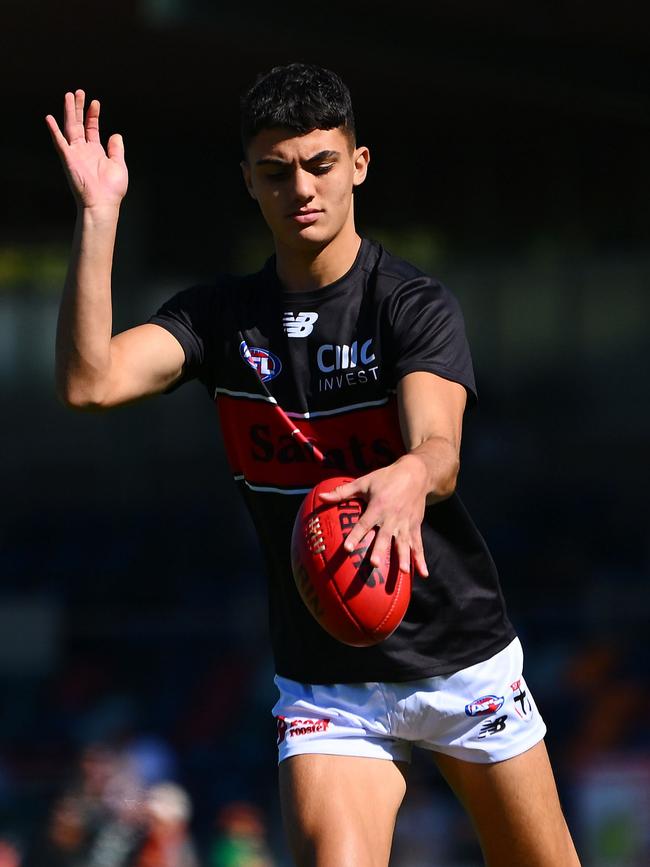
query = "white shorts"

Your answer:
(273, 638), (546, 765)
